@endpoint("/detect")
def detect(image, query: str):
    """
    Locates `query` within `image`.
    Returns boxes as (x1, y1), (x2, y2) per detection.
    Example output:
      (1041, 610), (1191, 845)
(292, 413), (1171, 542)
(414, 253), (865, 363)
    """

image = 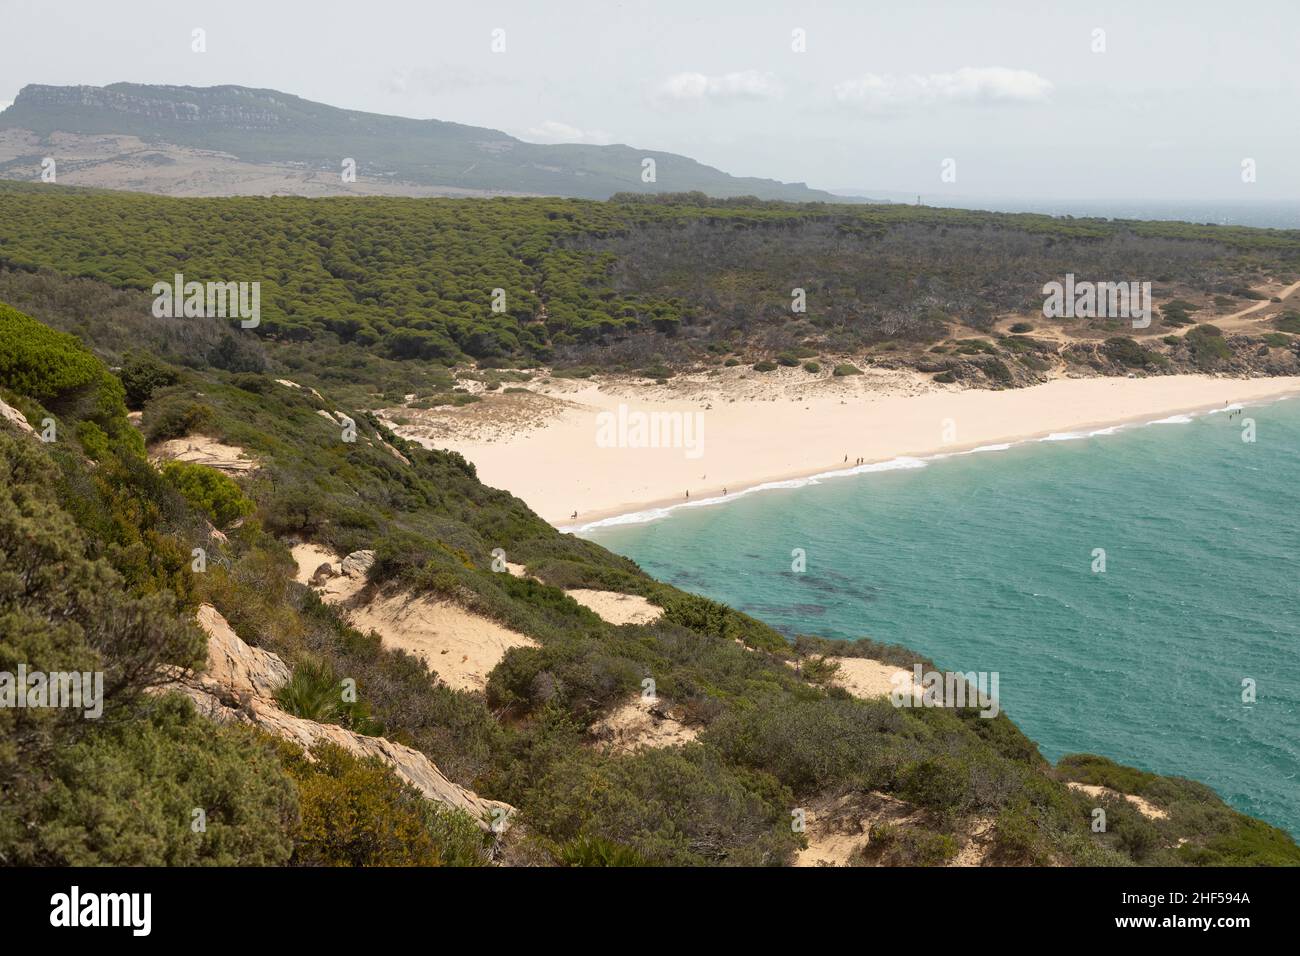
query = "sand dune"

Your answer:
(589, 694), (699, 754)
(827, 657), (922, 700)
(347, 592), (537, 694)
(564, 588), (663, 626)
